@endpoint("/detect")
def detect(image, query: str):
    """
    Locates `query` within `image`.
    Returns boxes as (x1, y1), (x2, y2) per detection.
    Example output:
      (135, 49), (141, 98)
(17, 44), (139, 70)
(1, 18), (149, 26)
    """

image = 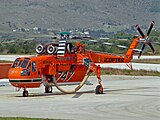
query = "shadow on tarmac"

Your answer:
(14, 86), (160, 98)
